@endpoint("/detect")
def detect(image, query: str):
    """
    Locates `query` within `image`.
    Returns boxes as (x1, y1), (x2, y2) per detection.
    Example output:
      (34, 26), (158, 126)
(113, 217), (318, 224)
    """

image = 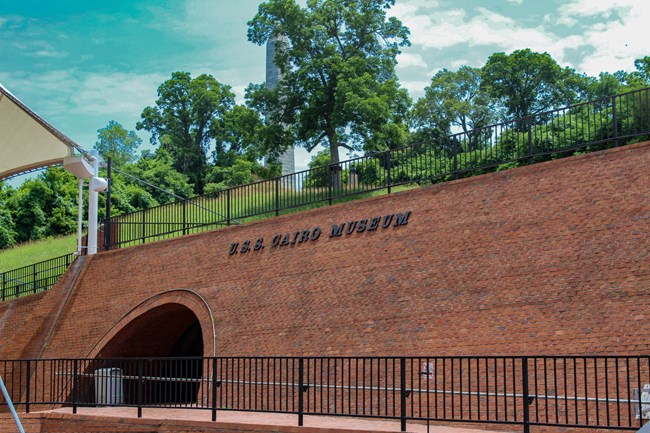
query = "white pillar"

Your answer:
(77, 178), (84, 255)
(87, 150), (100, 255)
